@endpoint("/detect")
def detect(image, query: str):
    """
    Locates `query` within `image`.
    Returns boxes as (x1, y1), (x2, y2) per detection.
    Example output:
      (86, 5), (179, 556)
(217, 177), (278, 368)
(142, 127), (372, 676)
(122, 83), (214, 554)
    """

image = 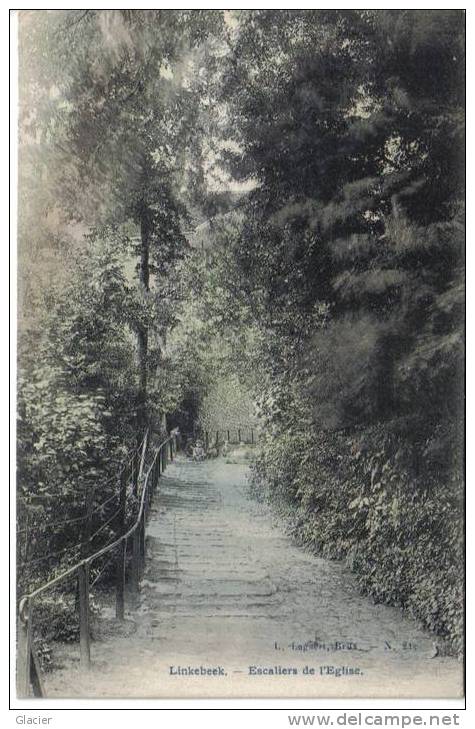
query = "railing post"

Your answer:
(78, 562), (91, 668)
(150, 462), (154, 498)
(17, 600), (33, 697)
(137, 430), (148, 483)
(132, 528), (140, 592)
(131, 439), (141, 593)
(23, 509), (30, 562)
(115, 540), (126, 620)
(118, 468), (127, 529)
(114, 466), (127, 621)
(140, 512), (146, 562)
(131, 454), (137, 494)
(17, 600), (44, 698)
(30, 644), (45, 697)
